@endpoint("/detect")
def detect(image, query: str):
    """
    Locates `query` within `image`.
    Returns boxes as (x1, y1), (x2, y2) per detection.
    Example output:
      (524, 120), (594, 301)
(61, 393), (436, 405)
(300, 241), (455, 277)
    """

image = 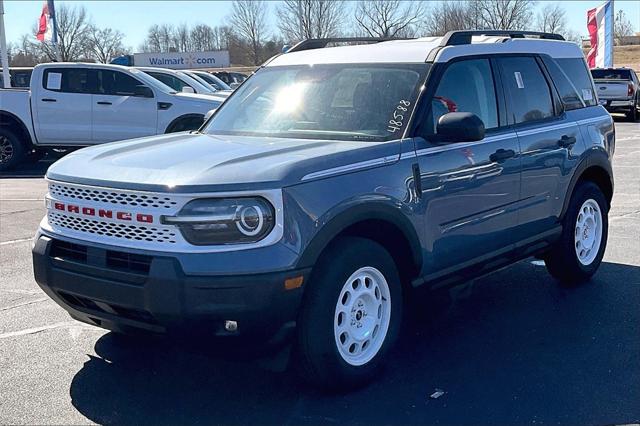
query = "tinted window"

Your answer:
(428, 59), (498, 133)
(147, 72), (190, 92)
(499, 57), (554, 124)
(590, 69), (632, 80)
(42, 68), (92, 93)
(97, 70), (143, 96)
(542, 57), (594, 110)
